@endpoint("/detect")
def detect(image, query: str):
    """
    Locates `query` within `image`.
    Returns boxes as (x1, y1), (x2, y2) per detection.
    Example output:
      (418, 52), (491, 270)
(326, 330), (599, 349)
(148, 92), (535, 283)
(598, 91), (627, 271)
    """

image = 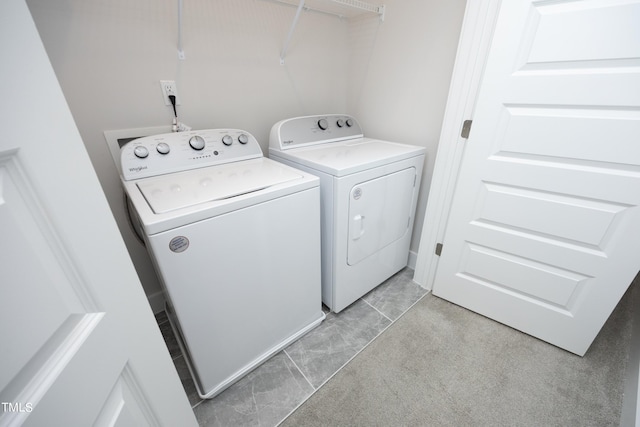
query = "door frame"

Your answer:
(413, 0), (501, 290)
